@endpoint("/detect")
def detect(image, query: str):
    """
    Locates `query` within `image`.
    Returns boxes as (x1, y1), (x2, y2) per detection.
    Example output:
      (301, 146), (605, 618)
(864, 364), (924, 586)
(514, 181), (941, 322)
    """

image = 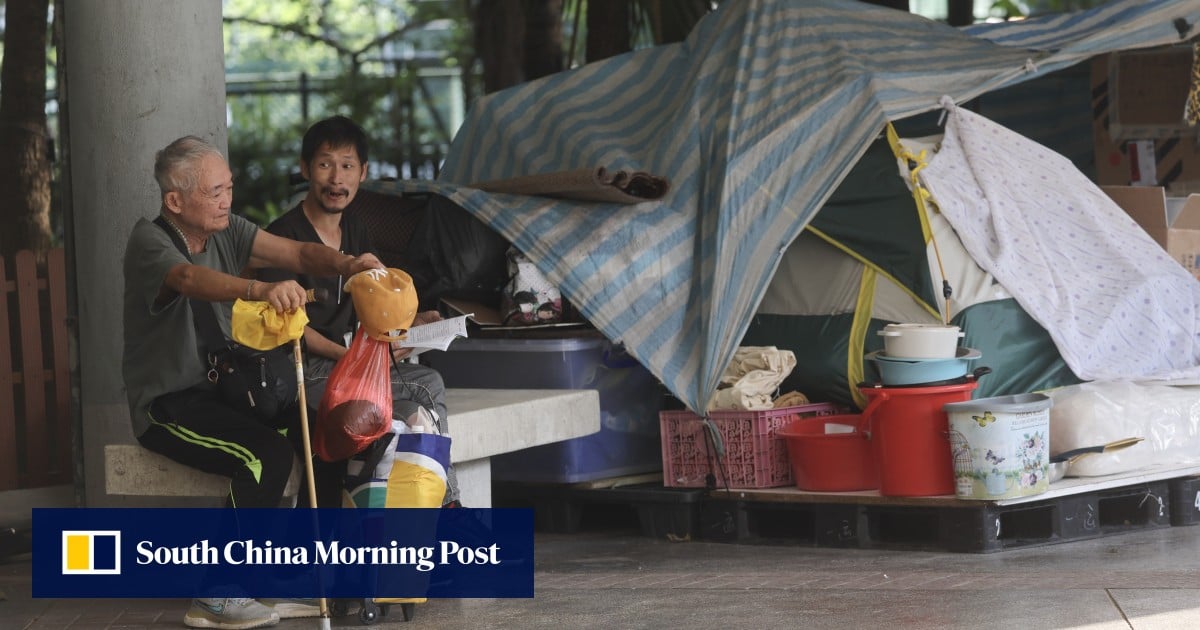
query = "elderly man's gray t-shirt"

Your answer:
(122, 214), (258, 437)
